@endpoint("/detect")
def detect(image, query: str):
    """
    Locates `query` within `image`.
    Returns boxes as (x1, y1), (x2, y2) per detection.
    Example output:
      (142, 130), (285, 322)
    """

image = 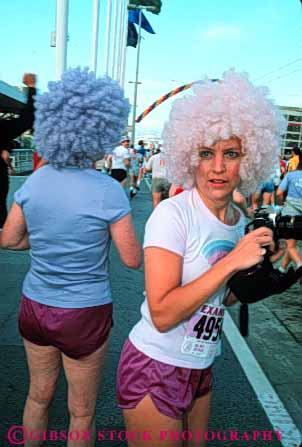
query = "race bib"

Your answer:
(181, 304), (224, 362)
